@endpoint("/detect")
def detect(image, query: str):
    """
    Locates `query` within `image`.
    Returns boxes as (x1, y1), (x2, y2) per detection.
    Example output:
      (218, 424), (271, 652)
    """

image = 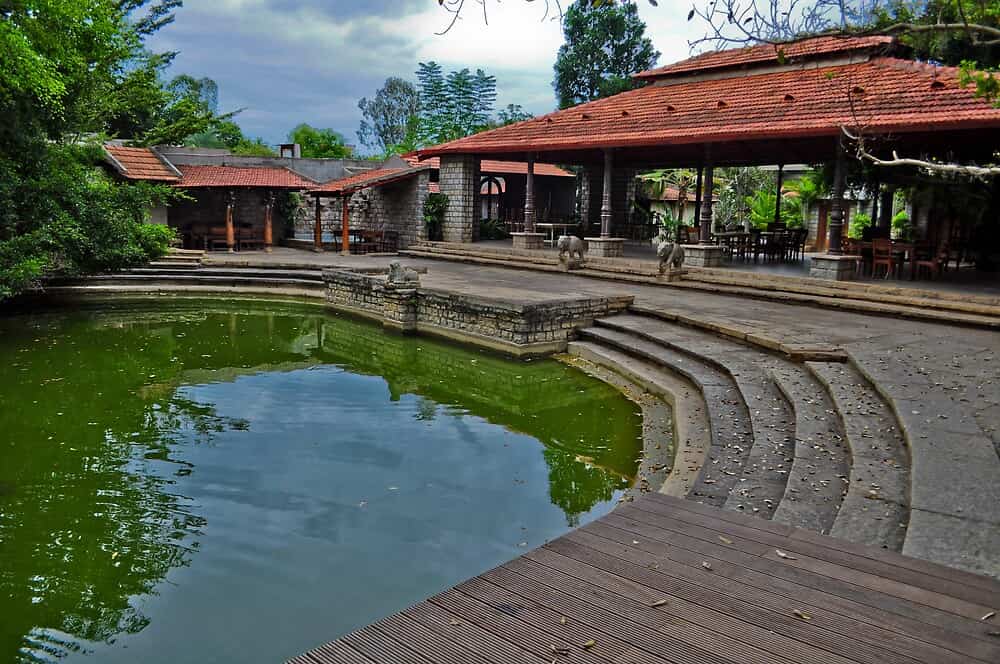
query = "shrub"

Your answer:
(848, 212), (872, 240)
(891, 210), (912, 240)
(423, 193), (448, 241)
